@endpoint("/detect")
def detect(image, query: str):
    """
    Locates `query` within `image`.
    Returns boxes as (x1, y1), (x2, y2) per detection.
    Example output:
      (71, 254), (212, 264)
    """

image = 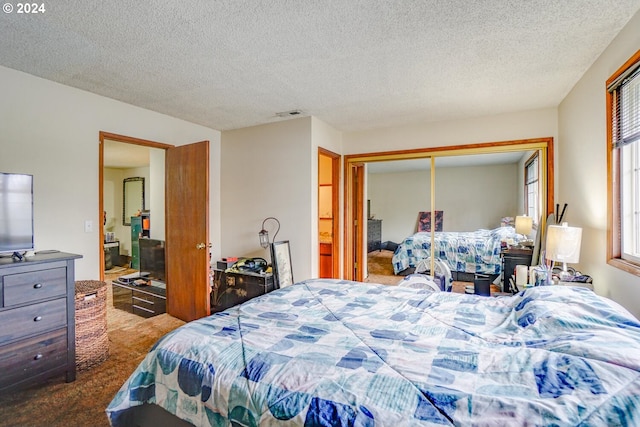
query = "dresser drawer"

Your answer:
(3, 267), (67, 306)
(132, 290), (166, 317)
(0, 298), (67, 344)
(0, 328), (67, 390)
